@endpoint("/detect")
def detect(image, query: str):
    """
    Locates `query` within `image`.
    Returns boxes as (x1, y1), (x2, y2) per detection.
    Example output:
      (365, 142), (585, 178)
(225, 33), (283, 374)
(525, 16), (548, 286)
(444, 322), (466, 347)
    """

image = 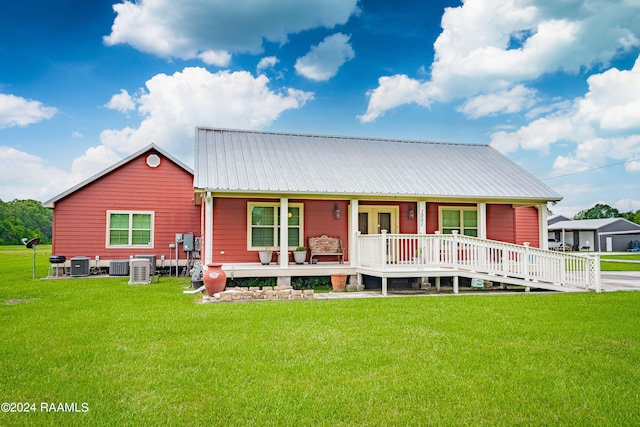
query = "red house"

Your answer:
(45, 129), (600, 292)
(44, 145), (201, 270)
(193, 128), (599, 293)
